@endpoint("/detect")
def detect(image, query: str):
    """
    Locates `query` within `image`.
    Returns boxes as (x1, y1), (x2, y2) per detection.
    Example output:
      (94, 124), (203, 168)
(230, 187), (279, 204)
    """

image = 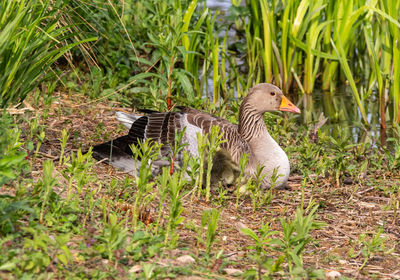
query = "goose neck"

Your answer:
(238, 103), (267, 142)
